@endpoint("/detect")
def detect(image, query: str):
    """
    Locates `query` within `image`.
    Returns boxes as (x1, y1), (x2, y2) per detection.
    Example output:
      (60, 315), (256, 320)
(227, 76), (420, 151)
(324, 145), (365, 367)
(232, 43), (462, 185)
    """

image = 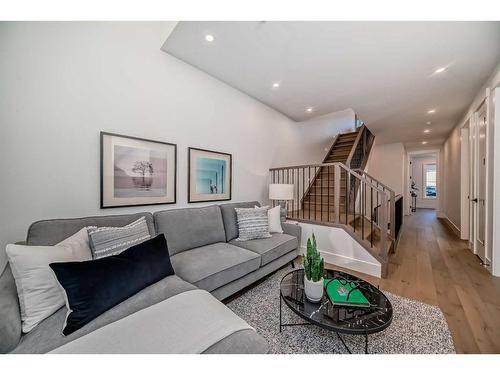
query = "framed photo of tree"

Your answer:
(100, 132), (176, 208)
(188, 147), (232, 203)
